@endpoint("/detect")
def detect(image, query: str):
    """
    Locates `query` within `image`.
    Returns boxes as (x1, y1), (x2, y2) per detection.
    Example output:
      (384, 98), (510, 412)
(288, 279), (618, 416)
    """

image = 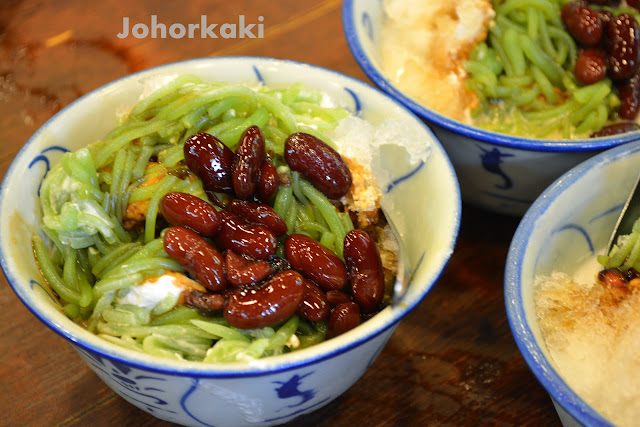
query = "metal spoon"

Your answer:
(381, 208), (412, 305)
(606, 172), (640, 254)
